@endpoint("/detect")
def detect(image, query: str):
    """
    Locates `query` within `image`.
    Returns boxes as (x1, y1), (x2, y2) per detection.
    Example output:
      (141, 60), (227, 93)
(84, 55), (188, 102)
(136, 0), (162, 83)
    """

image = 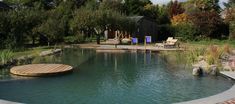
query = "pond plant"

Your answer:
(0, 50), (13, 65)
(160, 44), (233, 75)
